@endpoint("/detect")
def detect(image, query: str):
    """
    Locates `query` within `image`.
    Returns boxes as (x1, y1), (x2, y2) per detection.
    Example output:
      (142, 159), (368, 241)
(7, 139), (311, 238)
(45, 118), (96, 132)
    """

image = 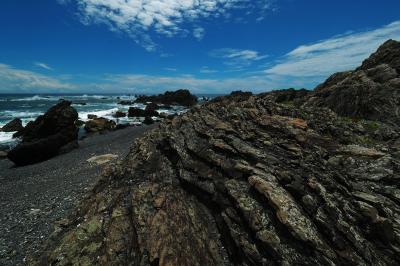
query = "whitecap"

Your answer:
(11, 95), (58, 102)
(0, 110), (43, 120)
(0, 131), (17, 145)
(78, 108), (119, 121)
